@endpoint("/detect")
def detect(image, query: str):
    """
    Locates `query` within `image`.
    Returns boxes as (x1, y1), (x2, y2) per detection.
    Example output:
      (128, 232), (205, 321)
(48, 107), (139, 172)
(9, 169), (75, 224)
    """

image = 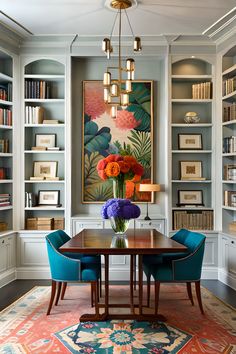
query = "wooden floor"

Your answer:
(0, 279), (235, 312)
